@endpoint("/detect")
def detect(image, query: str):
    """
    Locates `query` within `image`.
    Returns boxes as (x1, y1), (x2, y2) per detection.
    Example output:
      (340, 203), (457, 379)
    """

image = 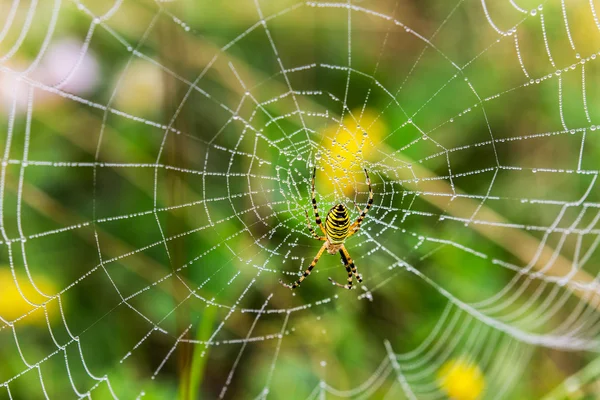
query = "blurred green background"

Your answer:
(1, 0), (600, 399)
